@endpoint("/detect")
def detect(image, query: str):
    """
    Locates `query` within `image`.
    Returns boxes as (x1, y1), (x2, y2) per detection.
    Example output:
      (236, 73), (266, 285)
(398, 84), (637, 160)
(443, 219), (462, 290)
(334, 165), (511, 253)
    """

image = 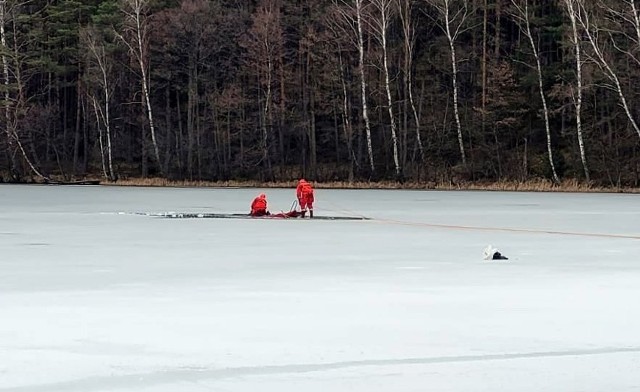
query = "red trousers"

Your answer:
(299, 193), (314, 210)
